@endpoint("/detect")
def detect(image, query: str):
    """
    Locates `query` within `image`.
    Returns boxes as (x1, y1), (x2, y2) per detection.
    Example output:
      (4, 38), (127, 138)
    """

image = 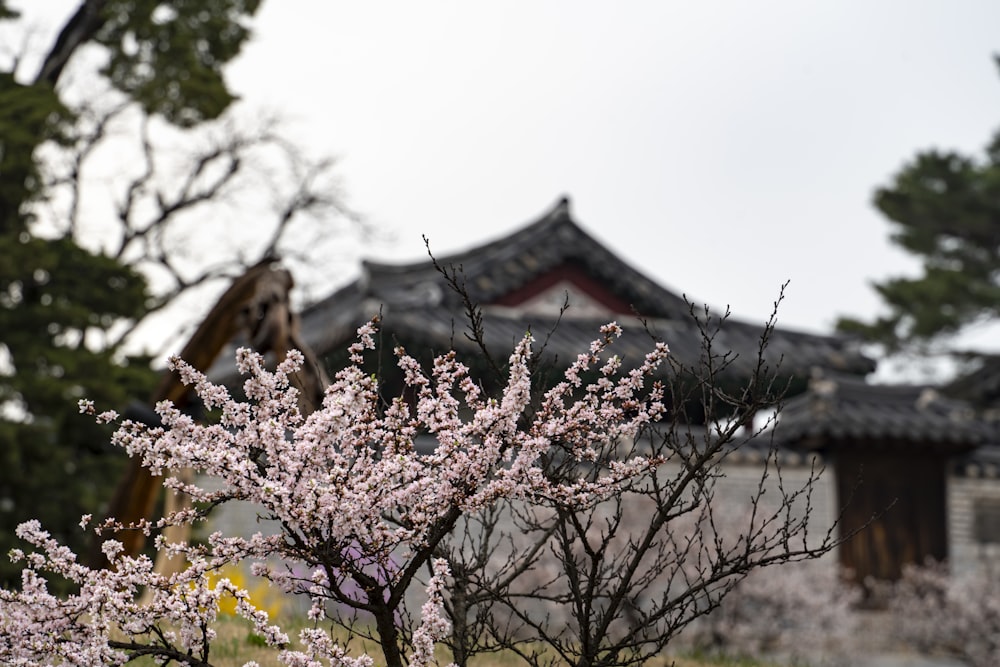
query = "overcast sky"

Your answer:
(25, 1), (1000, 369)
